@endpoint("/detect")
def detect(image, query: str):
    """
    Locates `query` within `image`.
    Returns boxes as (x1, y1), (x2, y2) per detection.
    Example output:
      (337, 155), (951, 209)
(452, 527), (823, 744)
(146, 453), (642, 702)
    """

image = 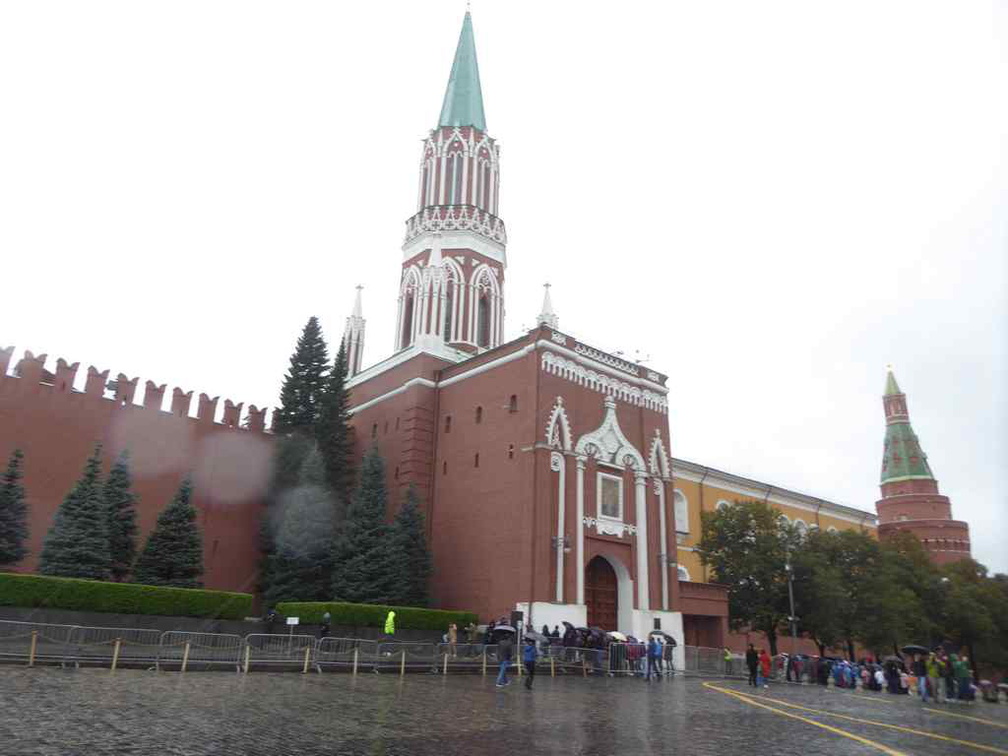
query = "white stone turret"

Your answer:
(344, 285), (365, 377)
